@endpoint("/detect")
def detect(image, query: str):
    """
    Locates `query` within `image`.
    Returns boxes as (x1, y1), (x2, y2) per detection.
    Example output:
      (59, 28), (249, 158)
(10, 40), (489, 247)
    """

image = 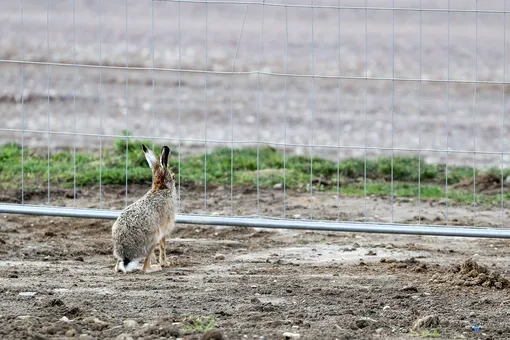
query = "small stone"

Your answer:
(79, 334), (94, 340)
(383, 305), (391, 311)
(412, 315), (440, 331)
(19, 292), (37, 297)
(273, 183), (283, 189)
(60, 316), (70, 323)
(354, 317), (378, 329)
(366, 250), (377, 256)
(282, 332), (300, 340)
(261, 320), (280, 328)
(65, 328), (77, 337)
(17, 315), (31, 320)
(401, 285), (418, 293)
(214, 254), (226, 261)
(116, 334), (134, 340)
(202, 328), (225, 340)
(123, 319), (139, 330)
(84, 317), (105, 324)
